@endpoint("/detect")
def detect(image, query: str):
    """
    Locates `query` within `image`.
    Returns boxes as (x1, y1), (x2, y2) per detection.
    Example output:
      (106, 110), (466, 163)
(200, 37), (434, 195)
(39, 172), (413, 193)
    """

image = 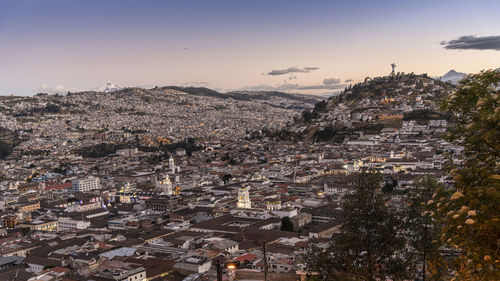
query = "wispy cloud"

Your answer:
(296, 84), (345, 90)
(182, 81), (209, 87)
(240, 76), (346, 93)
(267, 66), (319, 76)
(278, 84), (345, 91)
(323, 77), (341, 85)
(237, 84), (278, 91)
(344, 79), (353, 83)
(441, 35), (500, 51)
(38, 84), (82, 94)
